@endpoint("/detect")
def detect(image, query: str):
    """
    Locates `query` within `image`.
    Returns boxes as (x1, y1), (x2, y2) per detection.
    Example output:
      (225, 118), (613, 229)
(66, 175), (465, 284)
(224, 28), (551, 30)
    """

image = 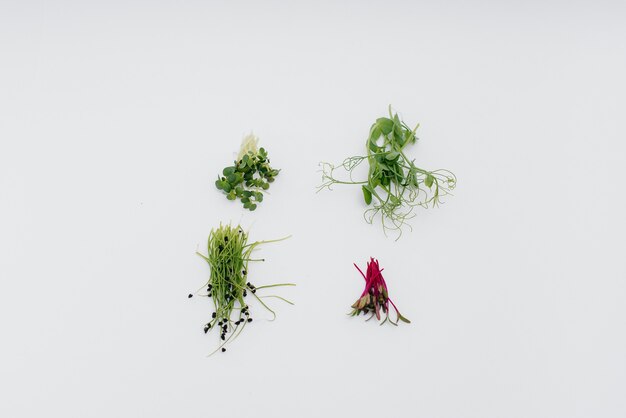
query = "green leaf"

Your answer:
(215, 180), (223, 190)
(226, 192), (236, 201)
(425, 174), (434, 188)
(369, 125), (381, 143)
(255, 192), (264, 202)
(393, 115), (403, 138)
(222, 166), (236, 176)
(249, 203), (257, 211)
(395, 133), (406, 148)
(385, 151), (399, 161)
(404, 129), (414, 145)
(361, 185), (372, 205)
(227, 173), (237, 184)
(369, 138), (380, 152)
(376, 117), (394, 135)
